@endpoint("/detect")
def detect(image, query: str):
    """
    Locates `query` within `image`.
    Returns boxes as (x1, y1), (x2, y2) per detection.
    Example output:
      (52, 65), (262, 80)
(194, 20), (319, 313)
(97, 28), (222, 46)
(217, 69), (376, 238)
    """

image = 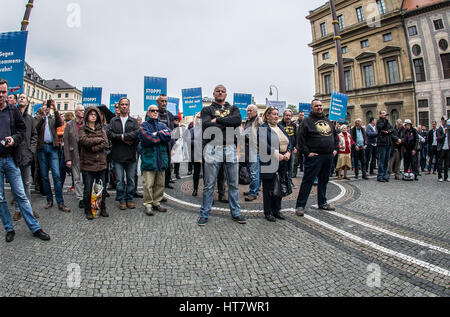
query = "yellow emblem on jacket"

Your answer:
(315, 120), (332, 136)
